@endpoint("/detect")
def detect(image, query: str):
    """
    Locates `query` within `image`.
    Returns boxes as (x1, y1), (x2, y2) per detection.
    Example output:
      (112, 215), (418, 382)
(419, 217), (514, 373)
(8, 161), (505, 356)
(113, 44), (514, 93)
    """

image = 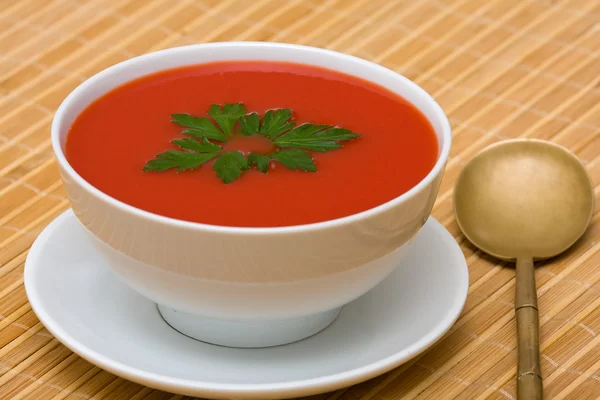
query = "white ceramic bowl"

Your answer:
(52, 42), (451, 347)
